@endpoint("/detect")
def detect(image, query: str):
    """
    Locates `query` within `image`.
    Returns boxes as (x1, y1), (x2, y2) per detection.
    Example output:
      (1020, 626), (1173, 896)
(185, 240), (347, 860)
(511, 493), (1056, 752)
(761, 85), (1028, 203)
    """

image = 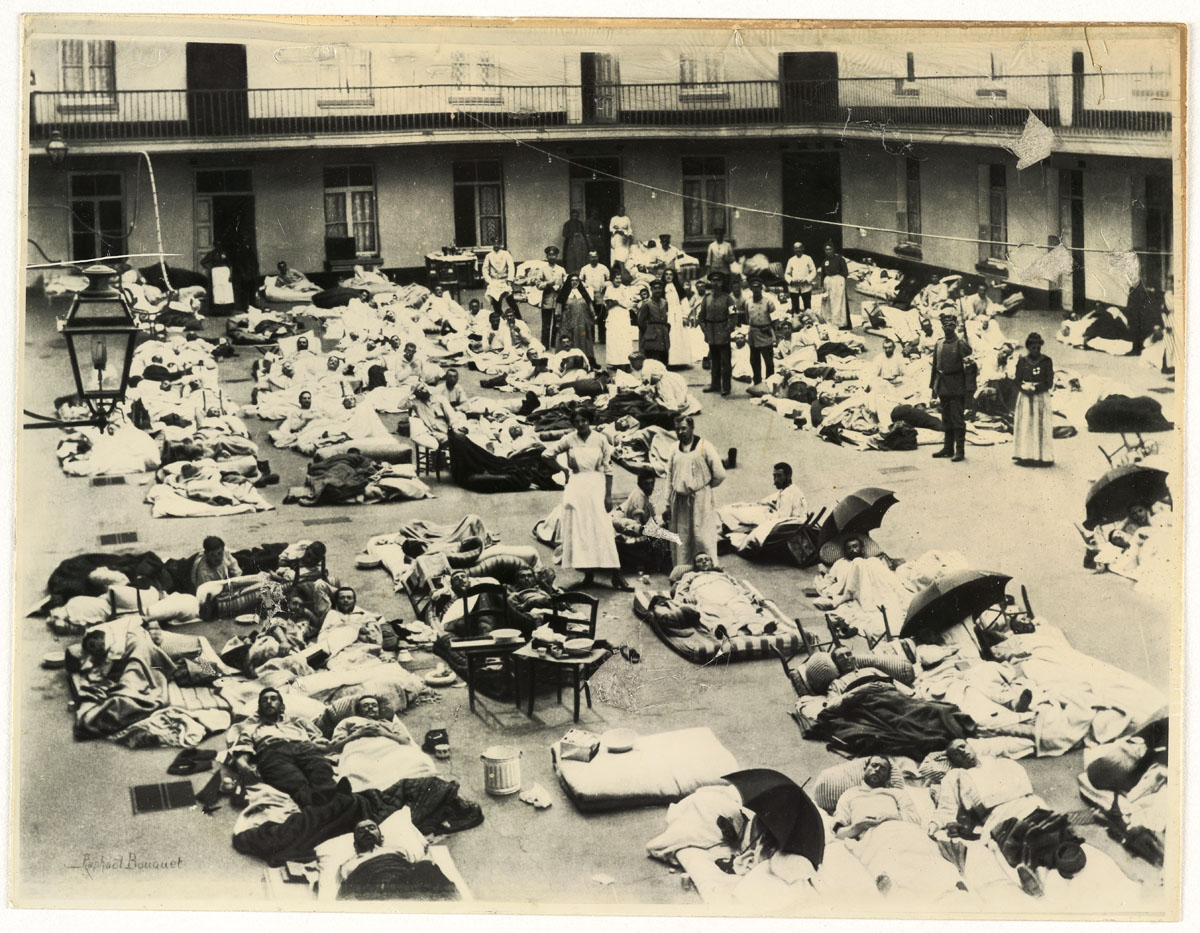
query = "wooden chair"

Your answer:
(451, 582), (520, 713)
(414, 441), (450, 481)
(545, 591), (599, 640)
